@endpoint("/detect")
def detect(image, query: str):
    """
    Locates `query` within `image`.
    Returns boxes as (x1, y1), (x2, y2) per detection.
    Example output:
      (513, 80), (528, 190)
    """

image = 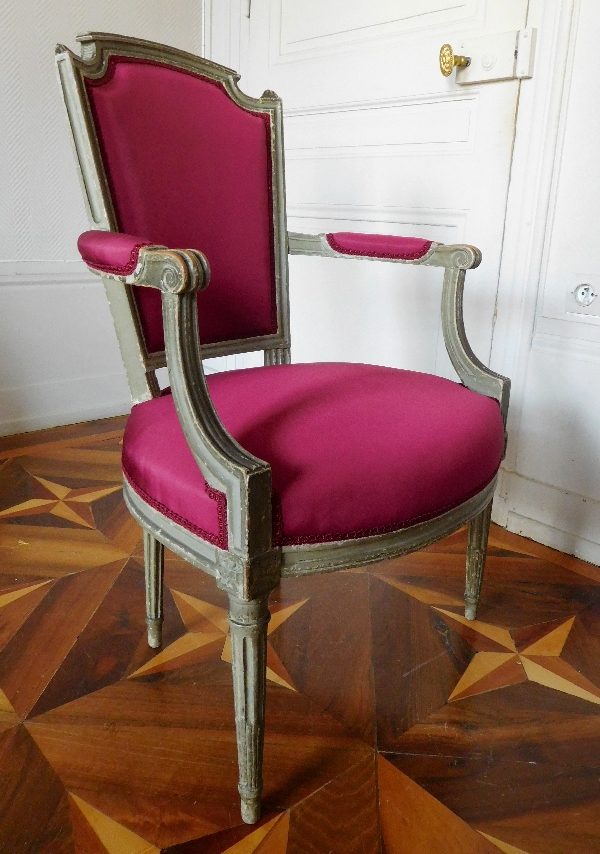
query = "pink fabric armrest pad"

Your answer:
(78, 231), (153, 275)
(122, 363), (505, 550)
(326, 232), (433, 260)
